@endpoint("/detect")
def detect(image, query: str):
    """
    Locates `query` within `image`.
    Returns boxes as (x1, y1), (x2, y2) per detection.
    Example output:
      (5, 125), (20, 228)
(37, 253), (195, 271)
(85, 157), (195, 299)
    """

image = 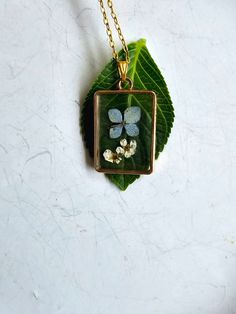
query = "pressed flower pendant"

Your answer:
(82, 1), (173, 189)
(94, 88), (157, 174)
